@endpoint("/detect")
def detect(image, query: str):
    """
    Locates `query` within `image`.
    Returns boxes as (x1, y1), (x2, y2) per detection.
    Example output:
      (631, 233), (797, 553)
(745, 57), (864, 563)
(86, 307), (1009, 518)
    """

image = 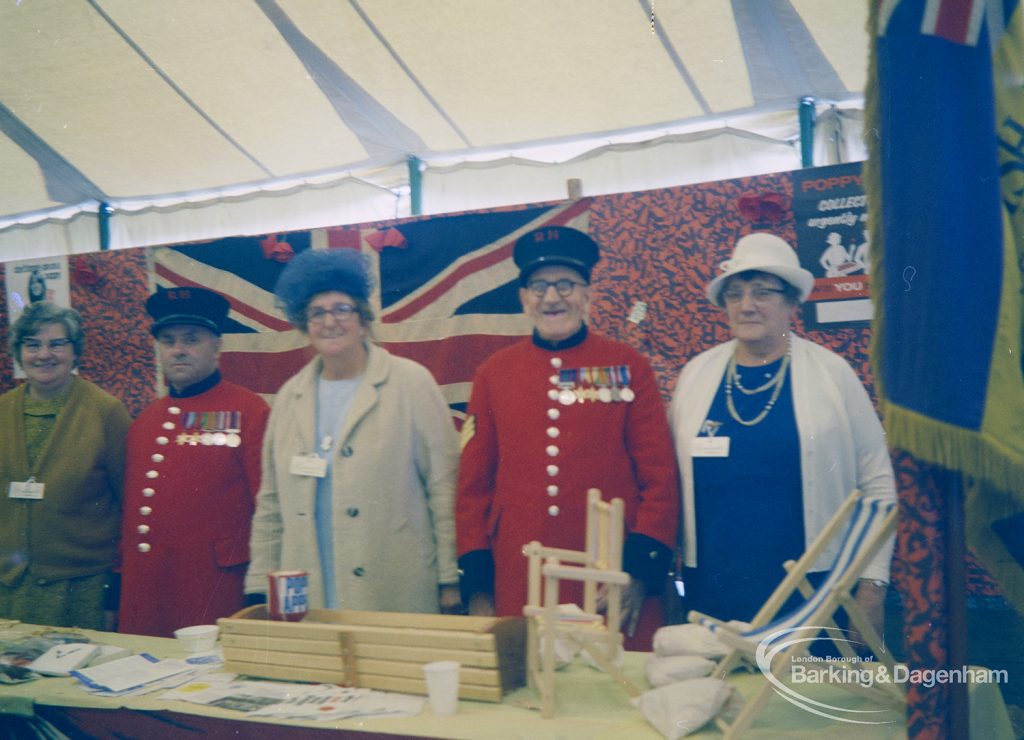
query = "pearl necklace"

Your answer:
(725, 342), (791, 427)
(731, 362), (782, 395)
